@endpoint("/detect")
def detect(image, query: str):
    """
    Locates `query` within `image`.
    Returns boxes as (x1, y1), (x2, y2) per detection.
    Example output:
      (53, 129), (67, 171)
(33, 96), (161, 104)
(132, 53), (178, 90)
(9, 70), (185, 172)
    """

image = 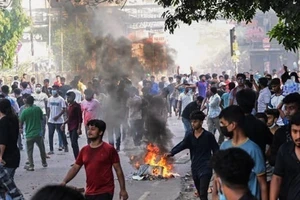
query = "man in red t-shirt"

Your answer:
(61, 120), (129, 200)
